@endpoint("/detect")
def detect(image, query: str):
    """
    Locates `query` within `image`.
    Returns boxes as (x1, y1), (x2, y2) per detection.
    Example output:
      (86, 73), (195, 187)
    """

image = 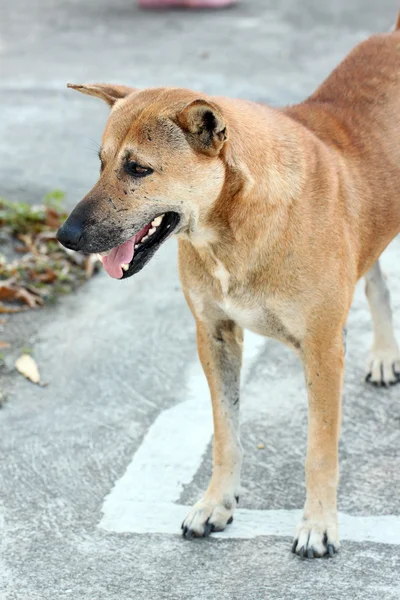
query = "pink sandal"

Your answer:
(138, 0), (237, 8)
